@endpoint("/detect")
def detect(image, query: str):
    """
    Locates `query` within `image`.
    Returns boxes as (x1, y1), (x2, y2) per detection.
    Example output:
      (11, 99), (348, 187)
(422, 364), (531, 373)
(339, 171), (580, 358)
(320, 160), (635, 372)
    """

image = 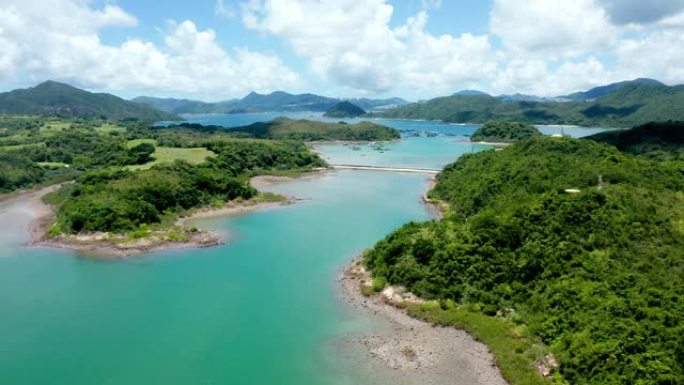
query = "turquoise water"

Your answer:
(0, 171), (432, 385)
(0, 113), (612, 385)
